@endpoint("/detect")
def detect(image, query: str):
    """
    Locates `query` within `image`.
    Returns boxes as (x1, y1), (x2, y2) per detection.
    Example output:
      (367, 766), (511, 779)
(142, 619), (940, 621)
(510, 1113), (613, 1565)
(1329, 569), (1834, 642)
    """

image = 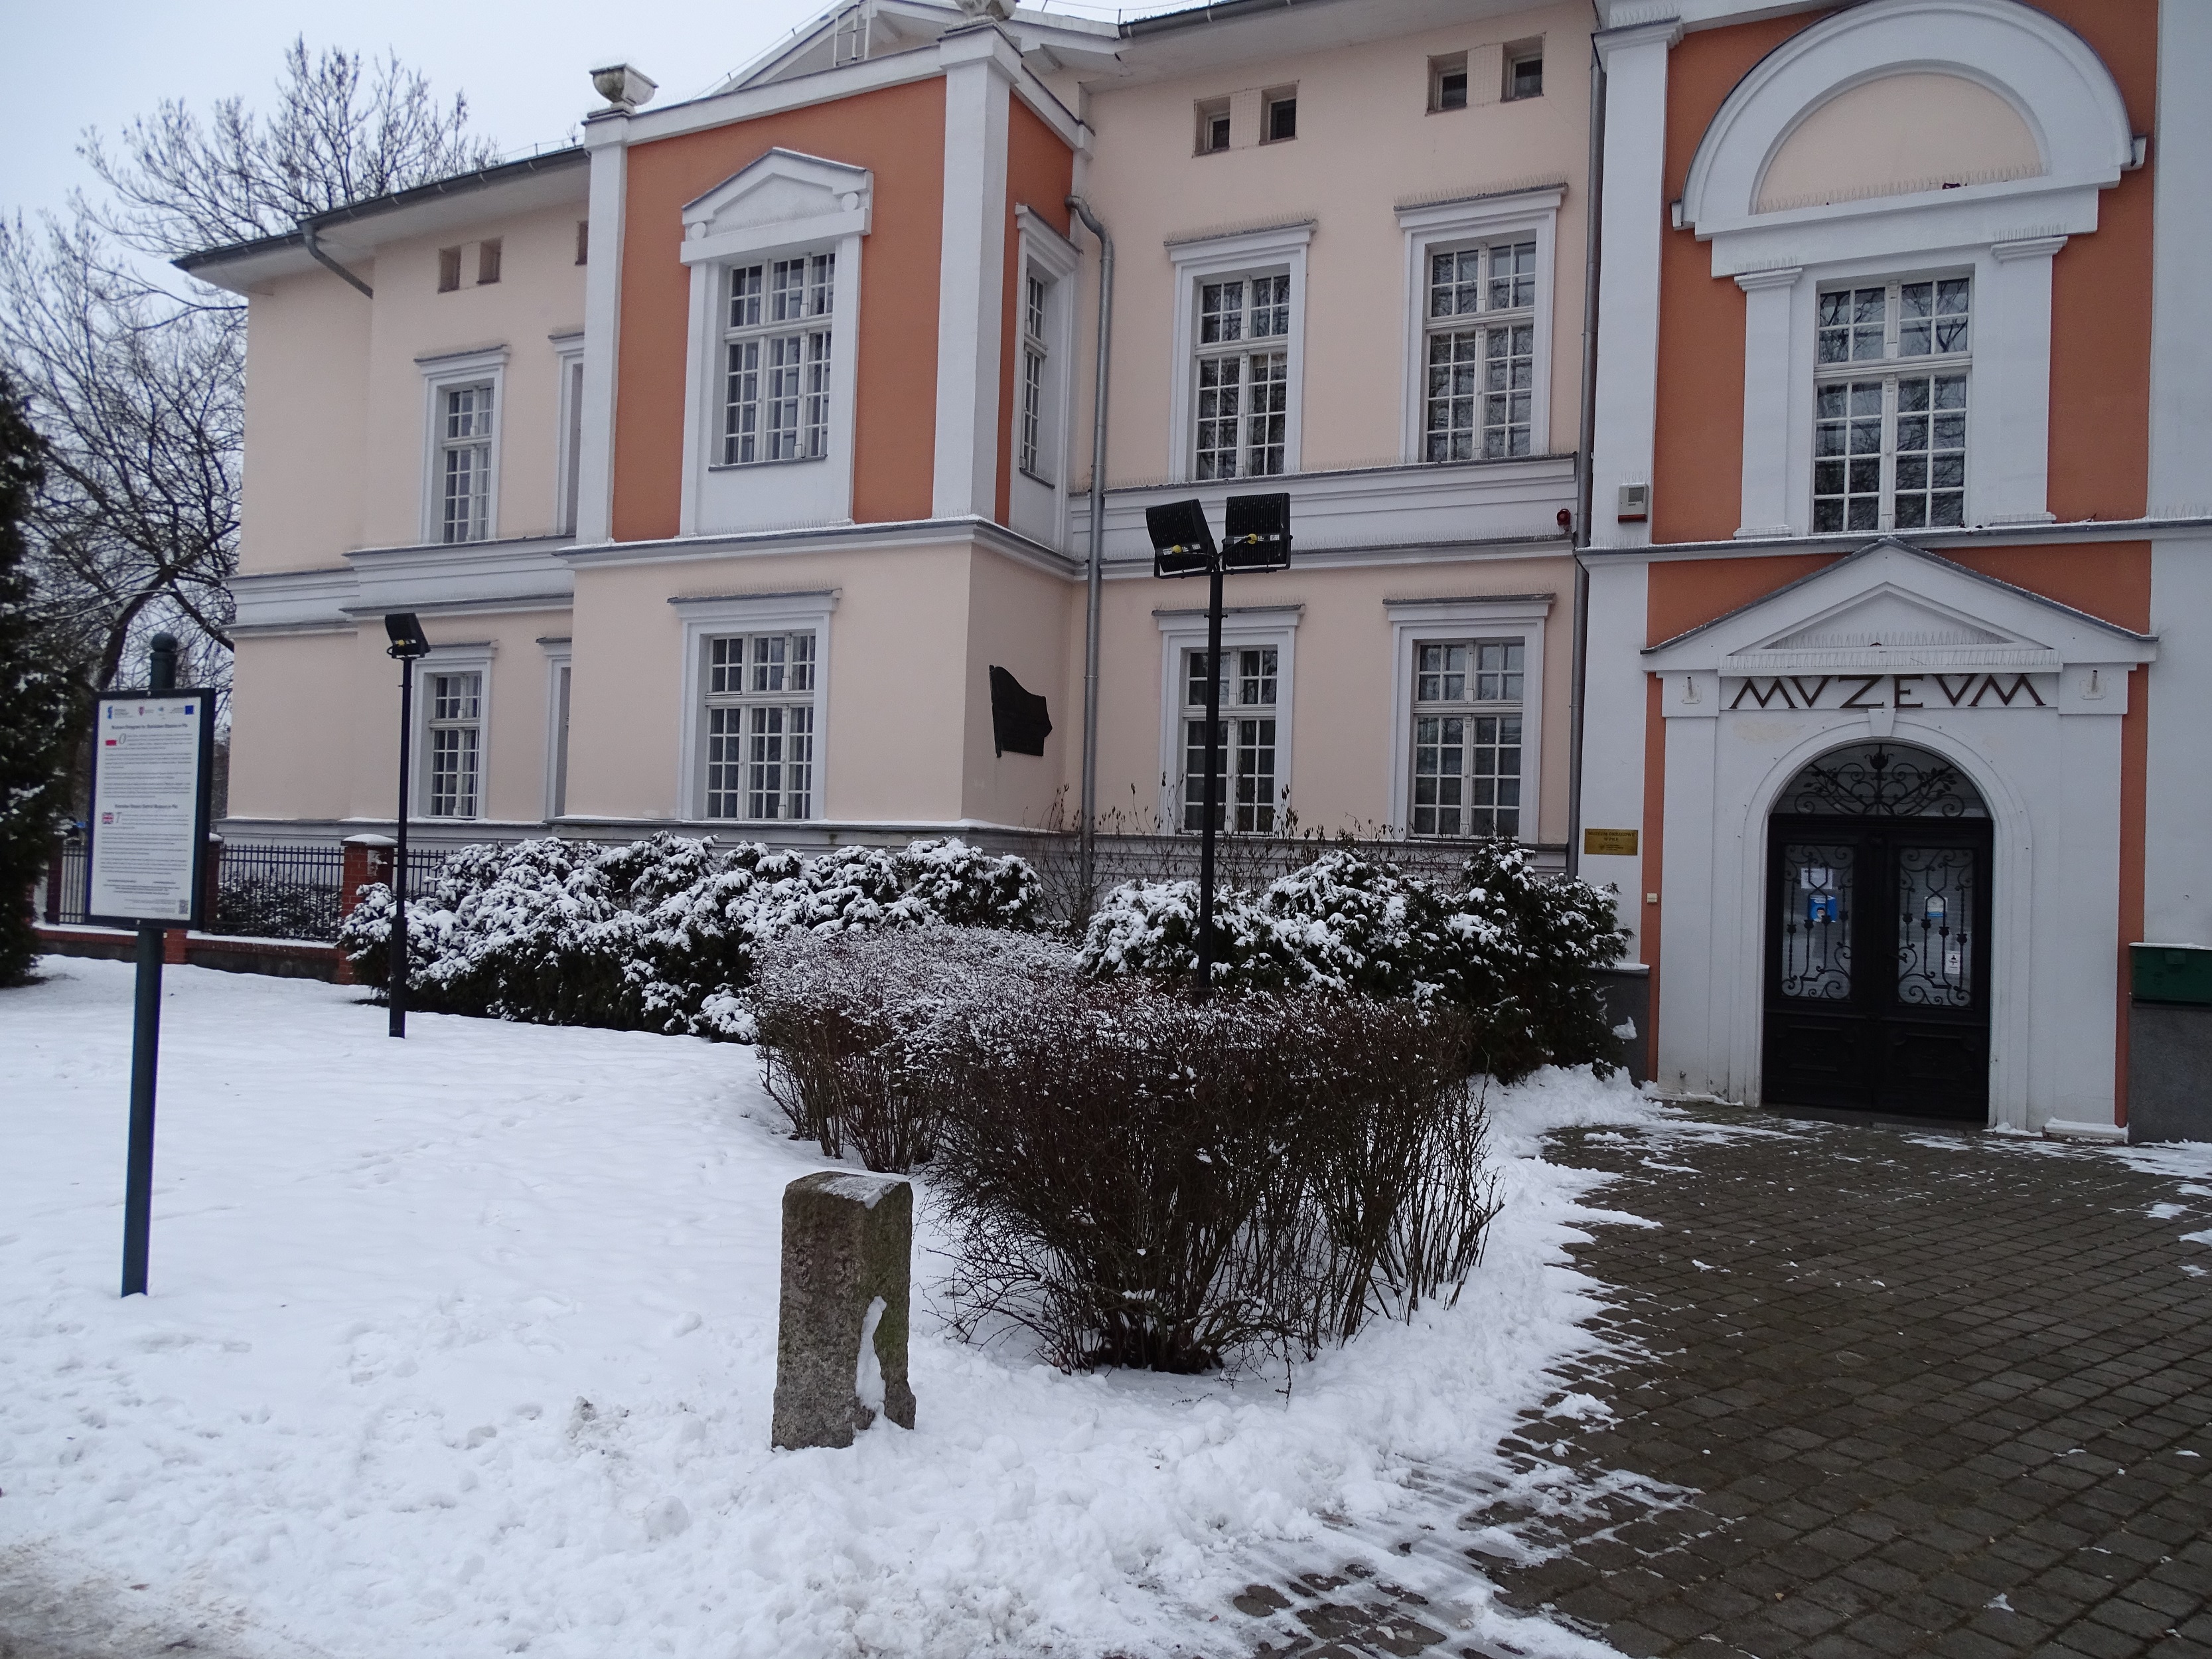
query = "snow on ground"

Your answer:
(0, 957), (1661, 1659)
